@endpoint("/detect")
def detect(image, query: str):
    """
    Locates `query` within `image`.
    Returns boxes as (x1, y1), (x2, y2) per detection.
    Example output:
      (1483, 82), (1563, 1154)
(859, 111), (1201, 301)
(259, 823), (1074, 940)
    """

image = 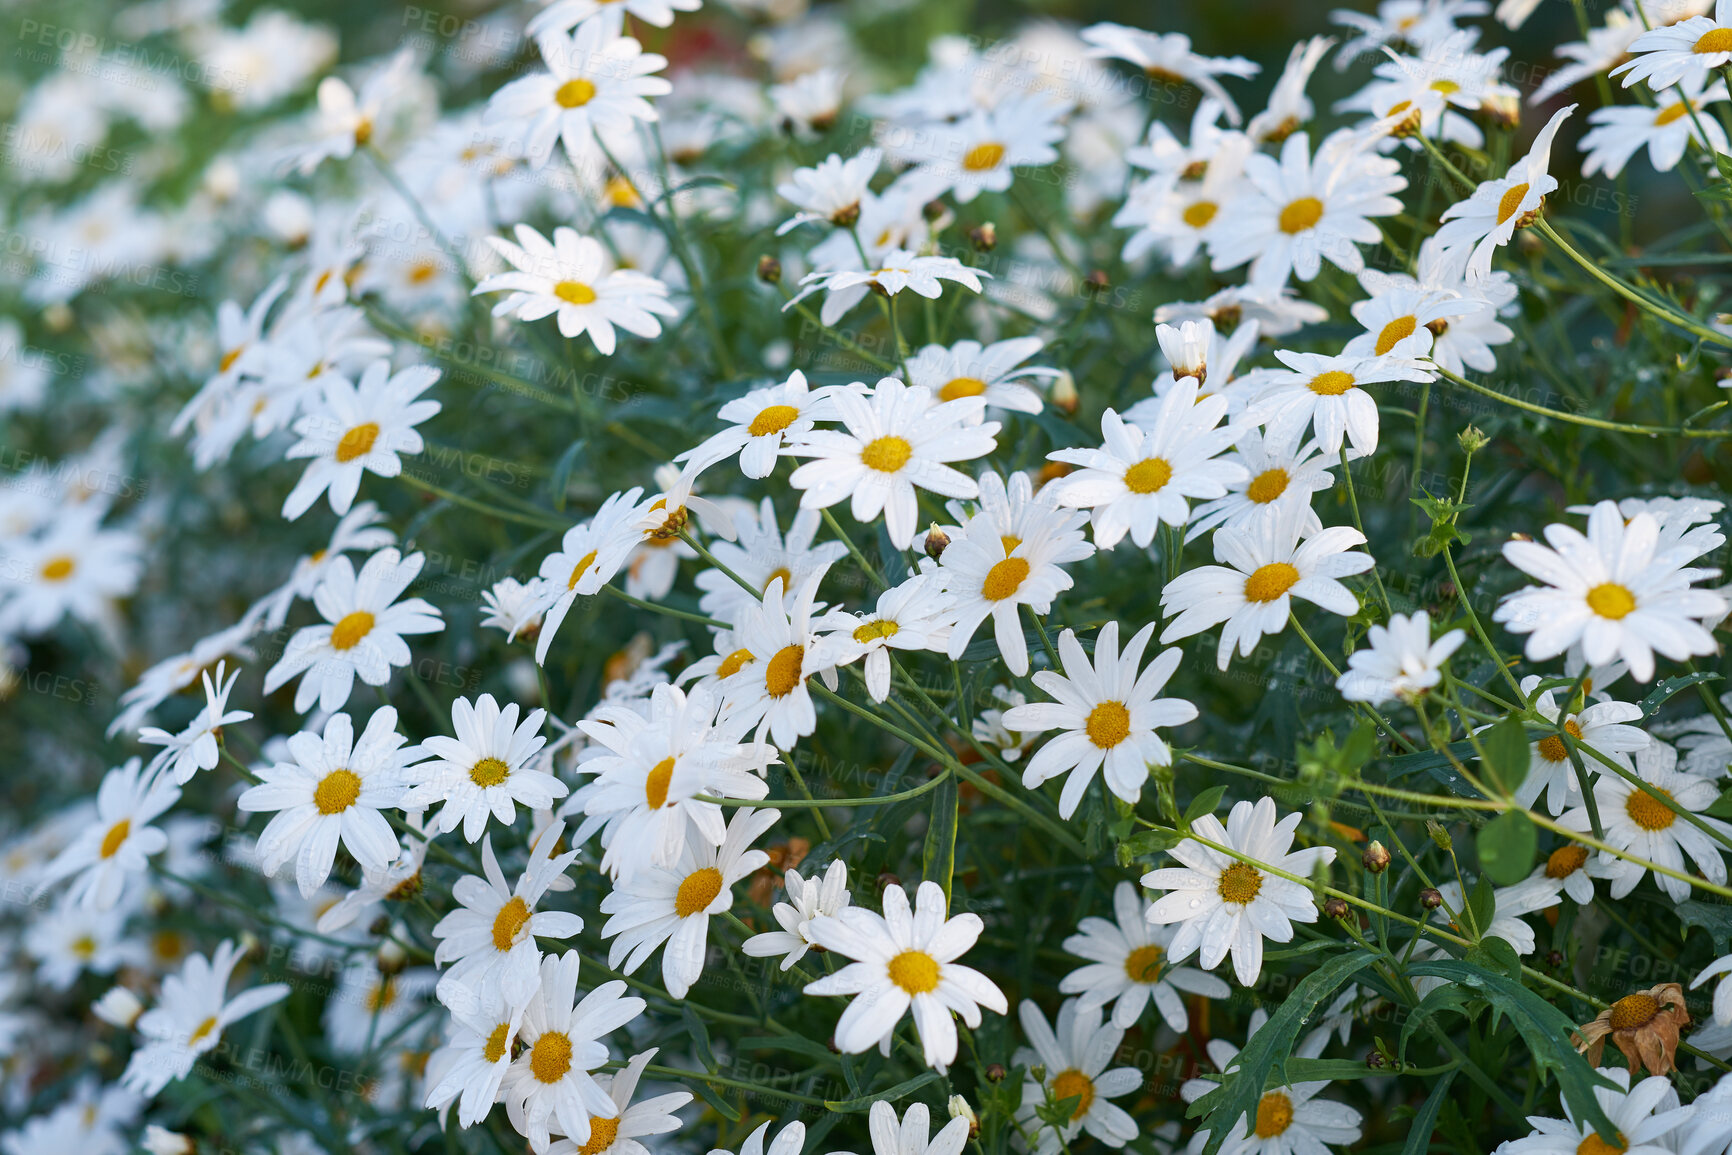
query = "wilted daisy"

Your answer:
(1142, 796), (1338, 987)
(35, 759), (180, 911)
(1060, 880), (1230, 1032)
(262, 547), (444, 714)
(484, 24), (670, 169)
(120, 940), (289, 1097)
(786, 250), (989, 327)
(280, 361), (441, 521)
(804, 879), (1008, 1071)
(1014, 999), (1141, 1155)
(500, 950), (646, 1153)
(1495, 500), (1726, 682)
(683, 371), (845, 481)
(1246, 349), (1433, 458)
(1336, 611), (1466, 705)
(401, 693), (567, 842)
(237, 706), (412, 897)
(816, 572), (952, 702)
(1002, 622), (1196, 818)
(1161, 508), (1373, 670)
(1185, 431), (1335, 542)
(1497, 1067), (1689, 1155)
(598, 807), (778, 999)
(543, 1048), (692, 1155)
(1614, 0), (1732, 90)
(776, 149), (882, 233)
(534, 487), (649, 666)
(904, 337), (1059, 418)
(742, 859), (851, 971)
(475, 225), (677, 355)
(1434, 105), (1575, 280)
